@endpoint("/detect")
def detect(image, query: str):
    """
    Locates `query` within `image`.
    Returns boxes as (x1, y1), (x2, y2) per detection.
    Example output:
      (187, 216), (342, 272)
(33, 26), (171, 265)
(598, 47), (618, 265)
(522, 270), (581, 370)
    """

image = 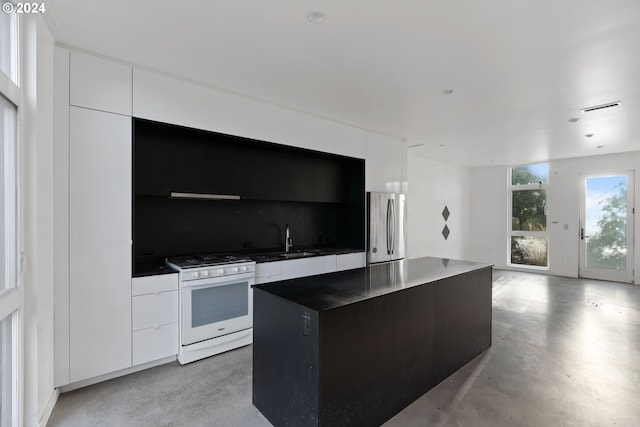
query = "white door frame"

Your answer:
(579, 171), (635, 283)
